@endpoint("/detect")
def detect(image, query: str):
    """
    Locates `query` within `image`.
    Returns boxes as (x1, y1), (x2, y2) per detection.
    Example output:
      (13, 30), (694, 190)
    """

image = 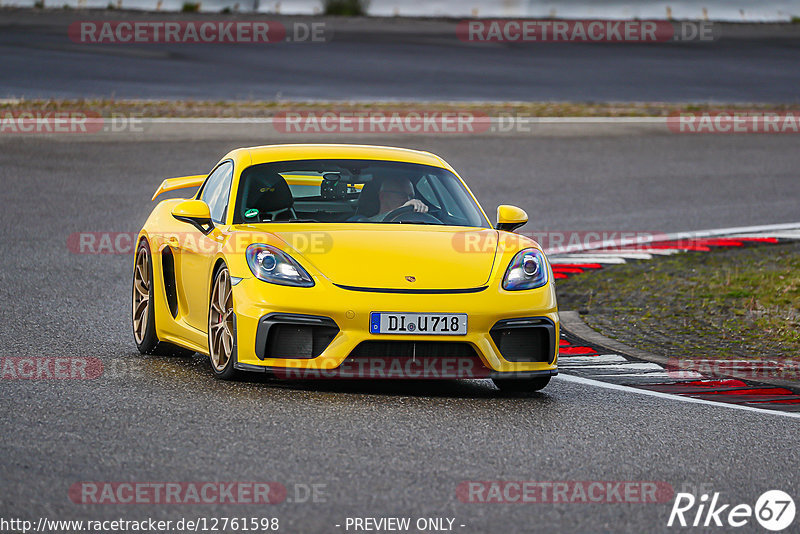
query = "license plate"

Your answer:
(369, 312), (467, 335)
